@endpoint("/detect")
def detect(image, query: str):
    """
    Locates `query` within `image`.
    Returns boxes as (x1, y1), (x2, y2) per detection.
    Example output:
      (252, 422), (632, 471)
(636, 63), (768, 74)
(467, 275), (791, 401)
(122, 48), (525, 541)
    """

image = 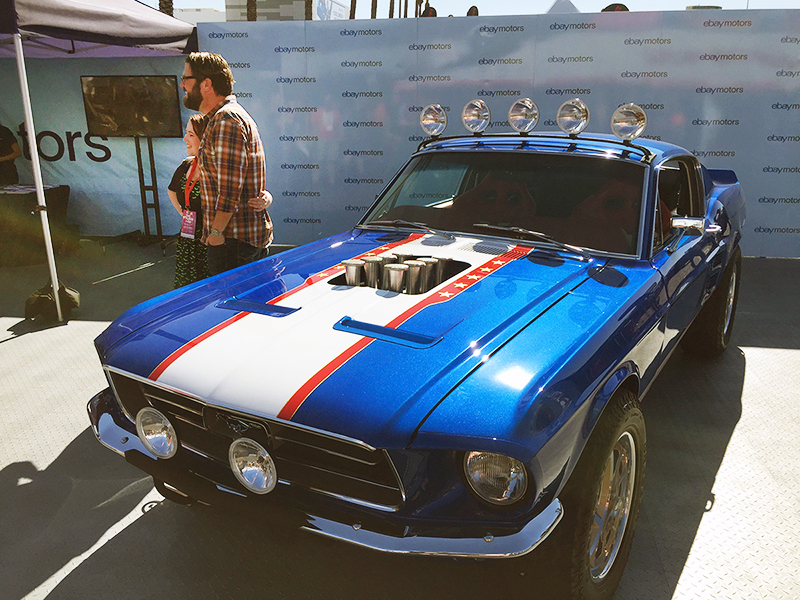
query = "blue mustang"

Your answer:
(88, 100), (745, 599)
